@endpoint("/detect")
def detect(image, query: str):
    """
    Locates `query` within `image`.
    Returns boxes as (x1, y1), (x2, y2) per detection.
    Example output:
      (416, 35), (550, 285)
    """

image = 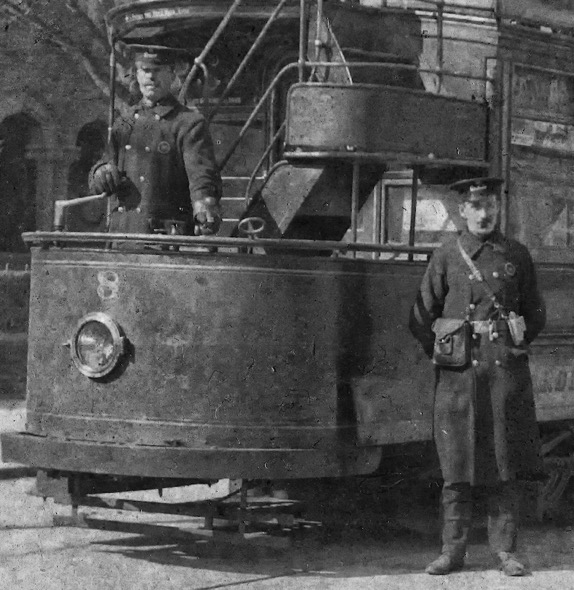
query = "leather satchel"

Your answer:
(432, 318), (471, 367)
